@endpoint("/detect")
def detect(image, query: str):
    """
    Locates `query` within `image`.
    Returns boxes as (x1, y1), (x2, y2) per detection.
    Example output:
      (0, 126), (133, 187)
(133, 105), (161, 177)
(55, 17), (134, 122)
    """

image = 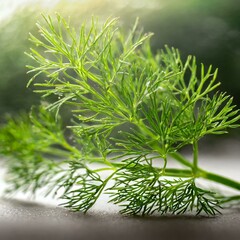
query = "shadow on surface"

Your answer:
(0, 198), (240, 240)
